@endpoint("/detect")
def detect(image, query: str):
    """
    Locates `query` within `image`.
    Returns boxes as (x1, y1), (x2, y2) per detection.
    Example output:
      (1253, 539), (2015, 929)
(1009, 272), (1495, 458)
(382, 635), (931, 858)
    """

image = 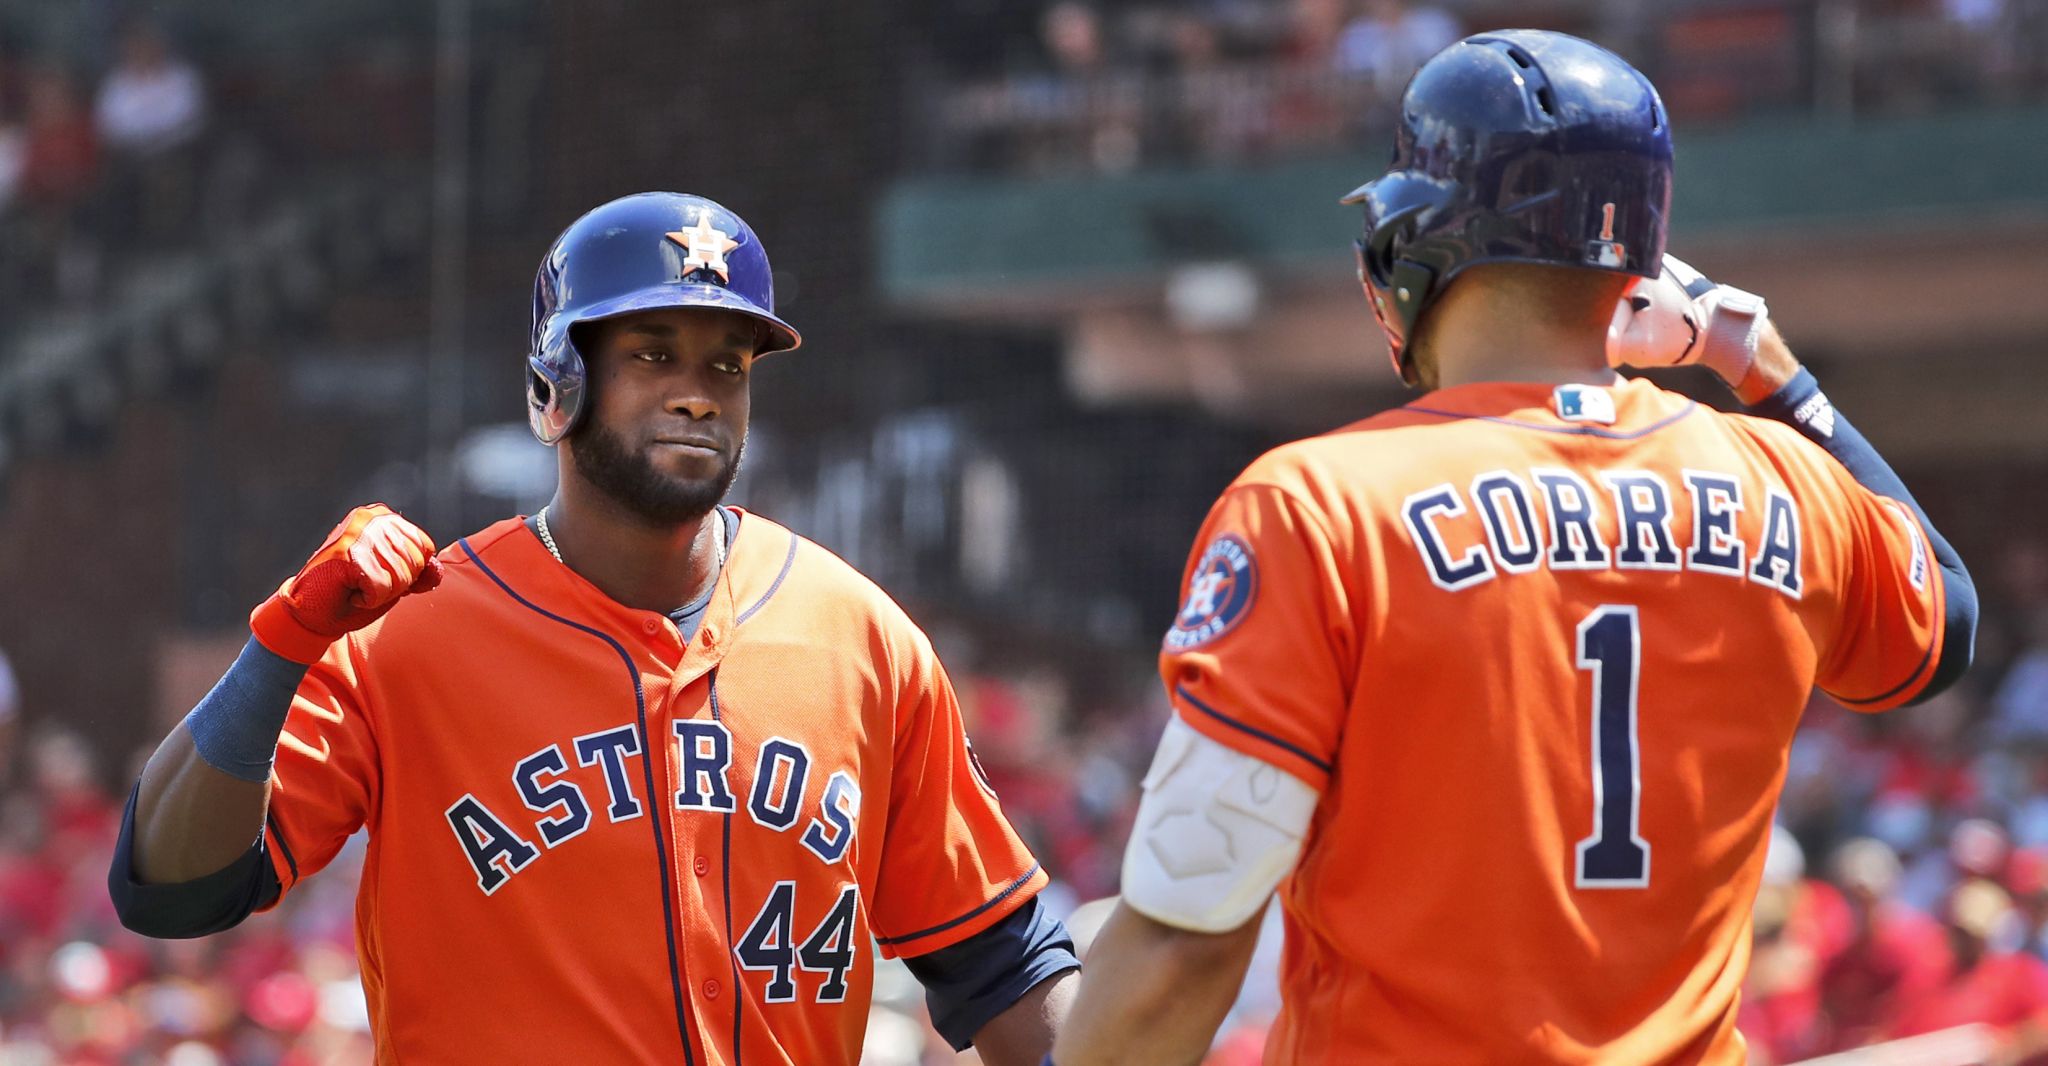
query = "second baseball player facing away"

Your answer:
(1052, 30), (1977, 1066)
(108, 192), (1079, 1063)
